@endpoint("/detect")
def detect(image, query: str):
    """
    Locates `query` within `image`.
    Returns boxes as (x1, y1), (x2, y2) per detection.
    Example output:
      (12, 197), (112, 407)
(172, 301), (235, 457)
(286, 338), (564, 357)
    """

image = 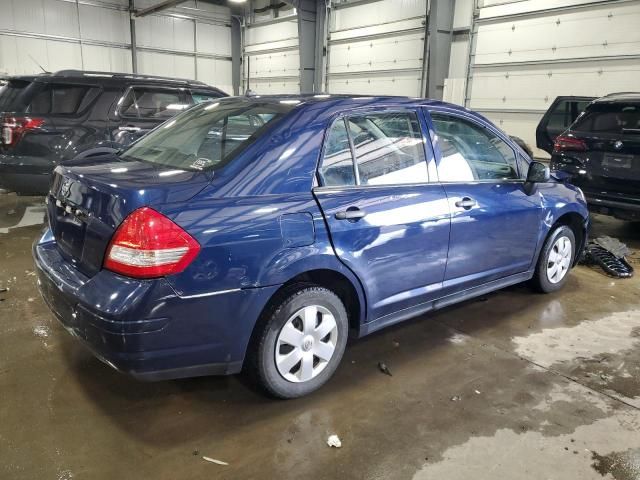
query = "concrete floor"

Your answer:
(1, 193), (639, 480)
